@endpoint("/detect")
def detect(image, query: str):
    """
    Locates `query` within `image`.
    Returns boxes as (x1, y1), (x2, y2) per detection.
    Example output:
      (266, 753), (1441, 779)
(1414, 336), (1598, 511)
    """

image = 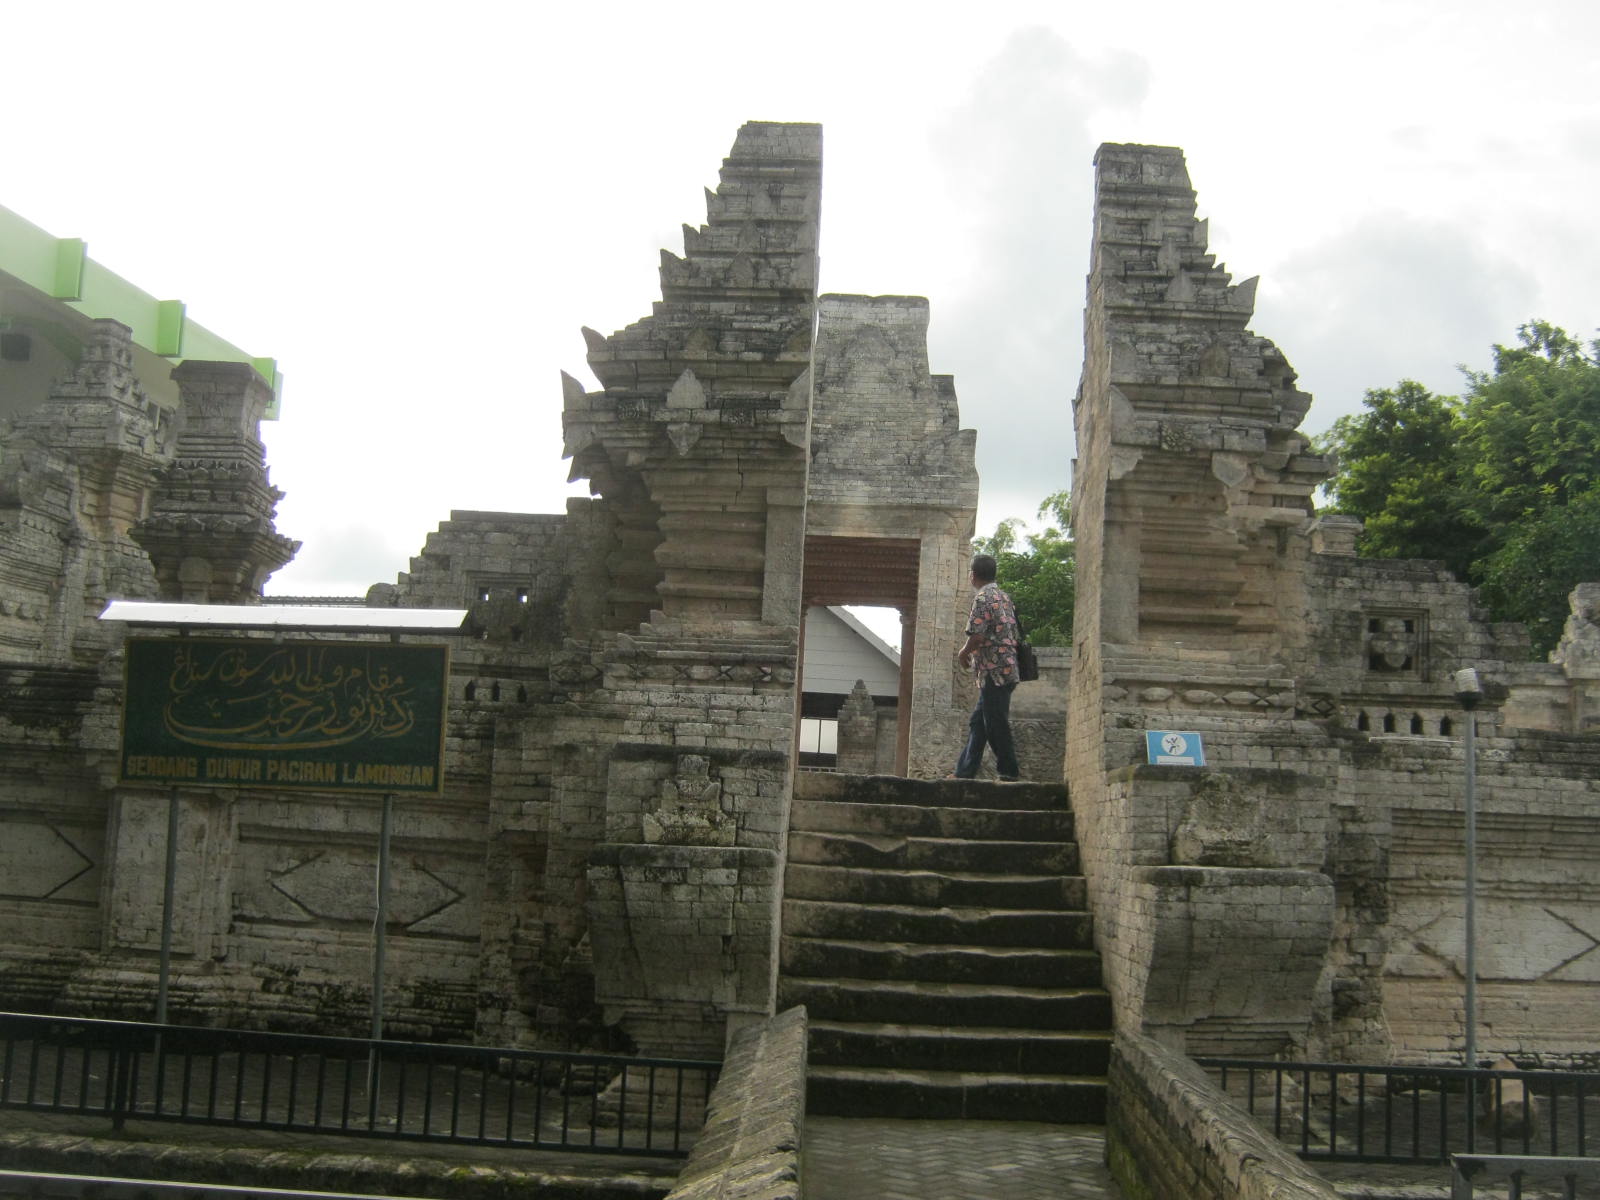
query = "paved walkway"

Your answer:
(804, 1117), (1122, 1199)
